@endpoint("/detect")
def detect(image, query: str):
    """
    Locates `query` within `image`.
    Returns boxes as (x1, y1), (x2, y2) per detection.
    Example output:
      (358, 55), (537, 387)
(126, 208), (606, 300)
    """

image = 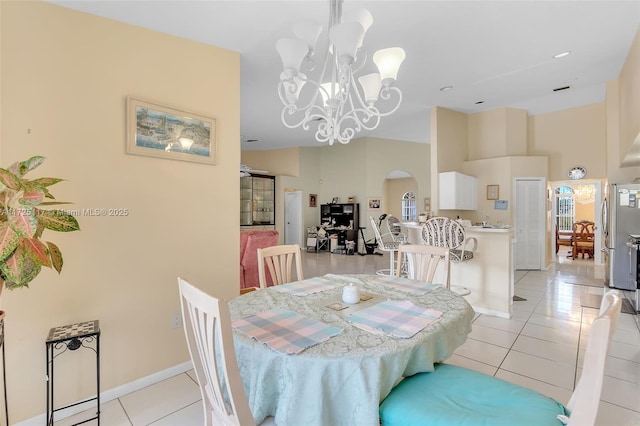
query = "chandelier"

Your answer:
(275, 0), (406, 145)
(573, 184), (595, 204)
